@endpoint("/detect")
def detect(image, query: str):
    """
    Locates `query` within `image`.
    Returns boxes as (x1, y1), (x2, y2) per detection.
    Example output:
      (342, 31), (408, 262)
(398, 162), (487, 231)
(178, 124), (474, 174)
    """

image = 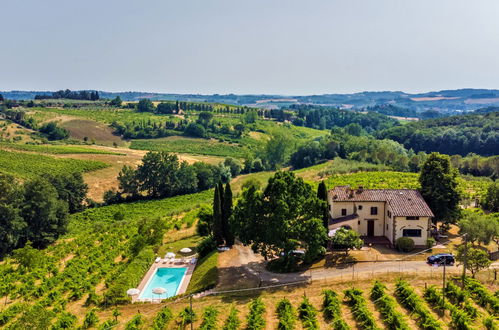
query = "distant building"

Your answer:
(328, 186), (434, 247)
